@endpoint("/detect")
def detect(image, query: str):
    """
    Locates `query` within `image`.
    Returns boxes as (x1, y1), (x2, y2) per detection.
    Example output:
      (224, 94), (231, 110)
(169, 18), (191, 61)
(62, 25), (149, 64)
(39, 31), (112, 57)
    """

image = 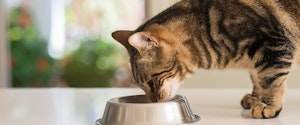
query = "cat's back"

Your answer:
(196, 0), (300, 45)
(185, 0), (300, 63)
